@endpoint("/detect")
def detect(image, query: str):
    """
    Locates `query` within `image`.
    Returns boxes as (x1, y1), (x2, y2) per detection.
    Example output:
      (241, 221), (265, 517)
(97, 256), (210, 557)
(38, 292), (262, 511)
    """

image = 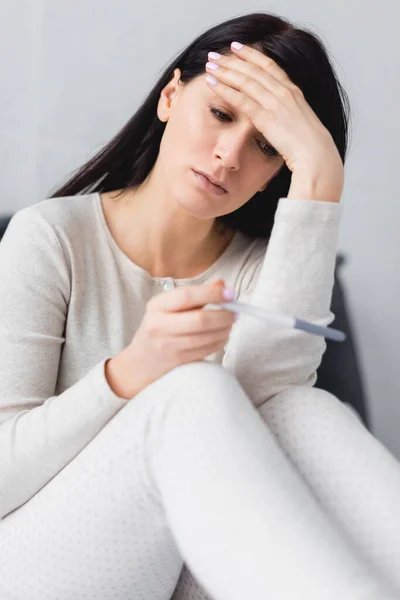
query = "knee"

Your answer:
(163, 360), (242, 400)
(260, 385), (342, 427)
(260, 385), (363, 434)
(143, 360), (249, 419)
(157, 360), (232, 387)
